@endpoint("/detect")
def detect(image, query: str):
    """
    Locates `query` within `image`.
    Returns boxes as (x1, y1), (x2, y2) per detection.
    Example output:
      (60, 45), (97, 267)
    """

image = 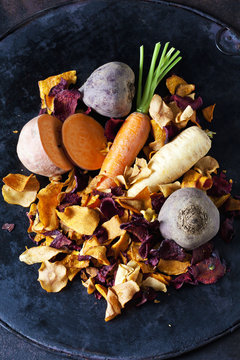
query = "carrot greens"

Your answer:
(136, 42), (182, 114)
